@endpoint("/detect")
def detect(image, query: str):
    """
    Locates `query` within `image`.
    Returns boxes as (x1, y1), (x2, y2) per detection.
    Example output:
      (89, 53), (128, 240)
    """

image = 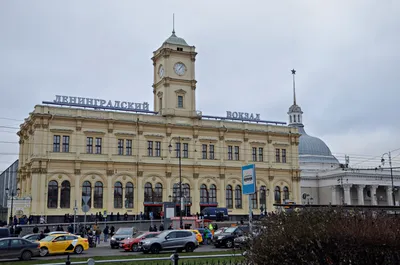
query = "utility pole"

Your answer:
(73, 200), (78, 234)
(382, 151), (395, 206)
